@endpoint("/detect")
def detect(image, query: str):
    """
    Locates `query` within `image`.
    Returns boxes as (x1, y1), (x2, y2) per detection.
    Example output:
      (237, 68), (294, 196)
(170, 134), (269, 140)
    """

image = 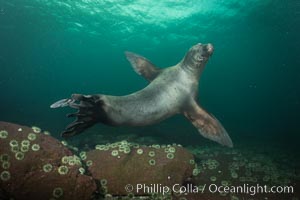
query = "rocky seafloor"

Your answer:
(0, 121), (299, 200)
